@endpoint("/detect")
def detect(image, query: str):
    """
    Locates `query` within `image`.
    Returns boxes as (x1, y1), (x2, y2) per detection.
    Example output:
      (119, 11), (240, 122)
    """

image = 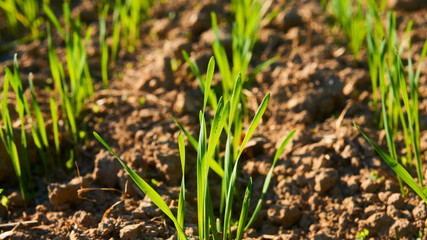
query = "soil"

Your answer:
(1, 0), (427, 239)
